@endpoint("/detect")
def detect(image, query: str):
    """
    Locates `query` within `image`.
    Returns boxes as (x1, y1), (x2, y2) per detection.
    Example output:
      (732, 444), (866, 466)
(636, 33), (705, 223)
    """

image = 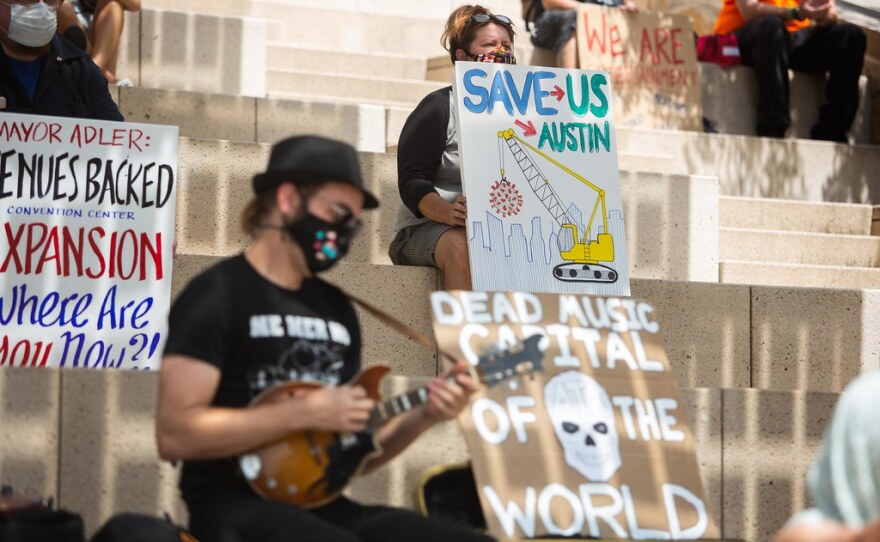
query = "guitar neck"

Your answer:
(368, 385), (431, 428)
